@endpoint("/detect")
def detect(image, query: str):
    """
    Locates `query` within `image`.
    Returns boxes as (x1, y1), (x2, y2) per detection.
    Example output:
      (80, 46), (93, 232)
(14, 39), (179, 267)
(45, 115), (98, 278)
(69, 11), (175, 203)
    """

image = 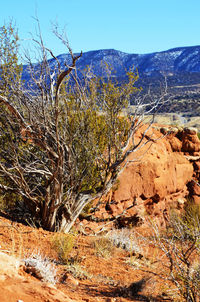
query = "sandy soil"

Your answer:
(0, 214), (173, 302)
